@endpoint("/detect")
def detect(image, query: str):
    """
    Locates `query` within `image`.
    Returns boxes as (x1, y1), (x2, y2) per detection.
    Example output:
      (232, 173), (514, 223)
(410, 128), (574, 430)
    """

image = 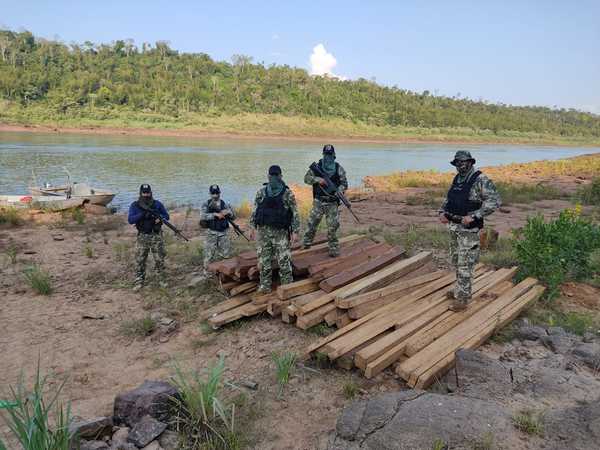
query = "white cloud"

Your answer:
(309, 43), (345, 80)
